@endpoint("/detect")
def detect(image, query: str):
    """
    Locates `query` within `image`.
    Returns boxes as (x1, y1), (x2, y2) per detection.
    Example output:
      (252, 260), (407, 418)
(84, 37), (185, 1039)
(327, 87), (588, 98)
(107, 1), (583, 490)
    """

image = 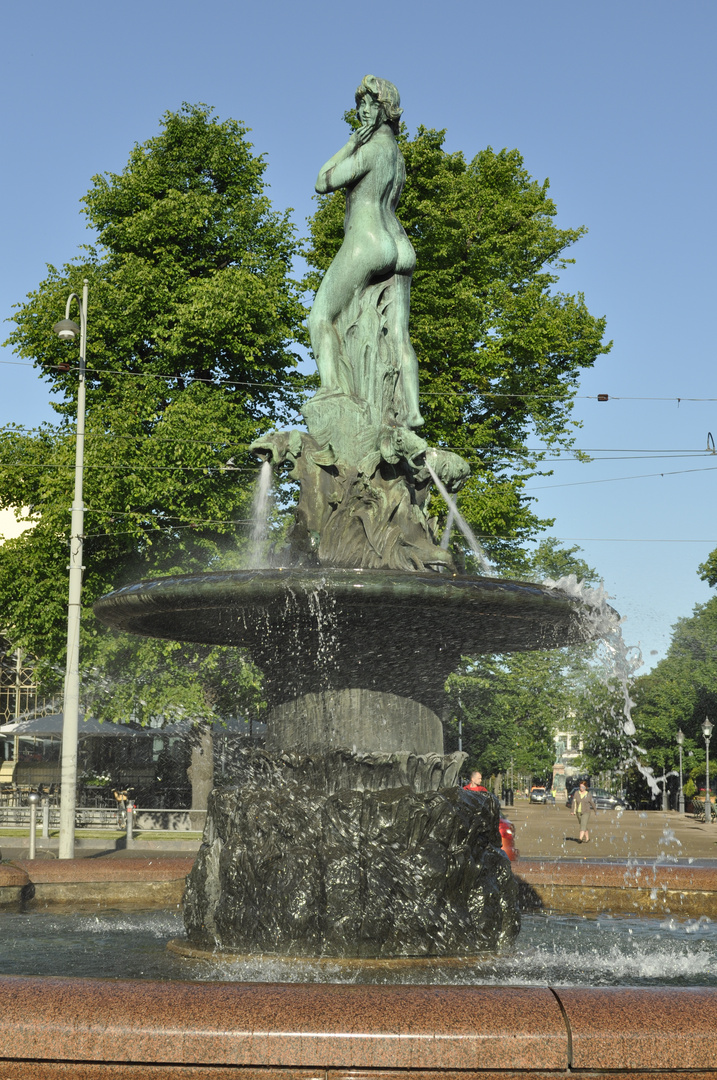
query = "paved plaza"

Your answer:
(2, 800), (716, 864)
(508, 801), (717, 862)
